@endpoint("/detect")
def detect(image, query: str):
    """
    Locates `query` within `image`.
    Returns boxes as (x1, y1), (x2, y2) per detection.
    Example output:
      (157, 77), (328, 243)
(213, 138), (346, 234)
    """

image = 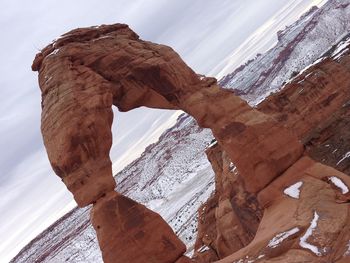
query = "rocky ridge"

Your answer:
(220, 0), (350, 105)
